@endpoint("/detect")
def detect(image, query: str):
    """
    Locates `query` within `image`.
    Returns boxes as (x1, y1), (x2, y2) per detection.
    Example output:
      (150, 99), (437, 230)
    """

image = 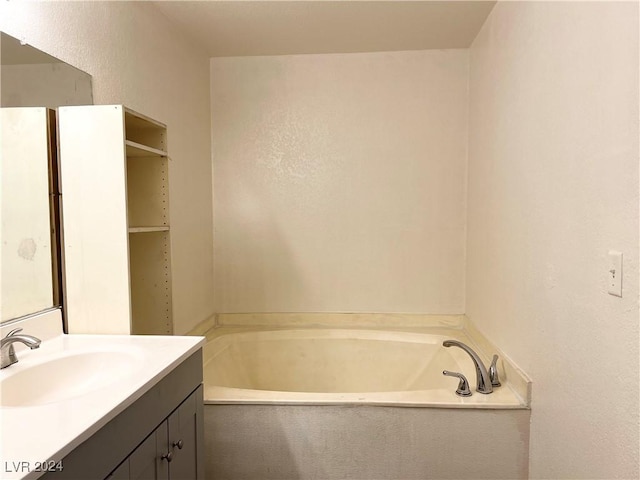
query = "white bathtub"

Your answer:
(203, 328), (525, 408)
(201, 324), (530, 479)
